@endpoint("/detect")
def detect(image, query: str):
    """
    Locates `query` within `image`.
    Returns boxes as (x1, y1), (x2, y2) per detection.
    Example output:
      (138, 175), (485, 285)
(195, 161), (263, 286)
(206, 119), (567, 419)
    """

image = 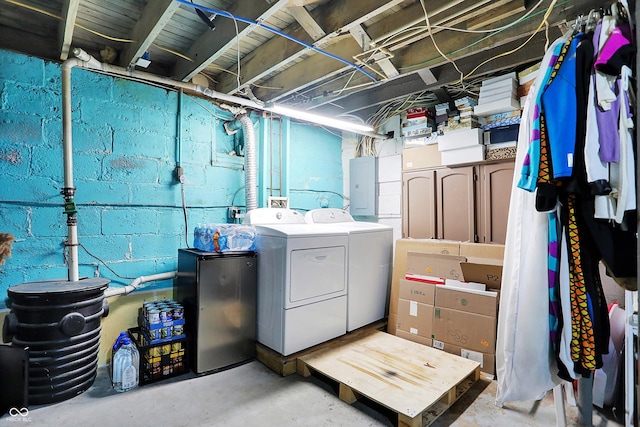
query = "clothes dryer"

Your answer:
(244, 208), (348, 355)
(305, 208), (392, 331)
